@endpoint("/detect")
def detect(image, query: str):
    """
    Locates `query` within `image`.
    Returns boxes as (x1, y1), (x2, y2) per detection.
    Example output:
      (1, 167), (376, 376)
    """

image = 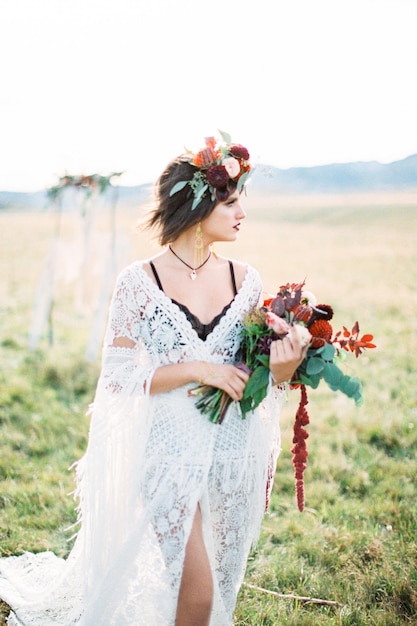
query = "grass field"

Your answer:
(1, 190), (416, 624)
